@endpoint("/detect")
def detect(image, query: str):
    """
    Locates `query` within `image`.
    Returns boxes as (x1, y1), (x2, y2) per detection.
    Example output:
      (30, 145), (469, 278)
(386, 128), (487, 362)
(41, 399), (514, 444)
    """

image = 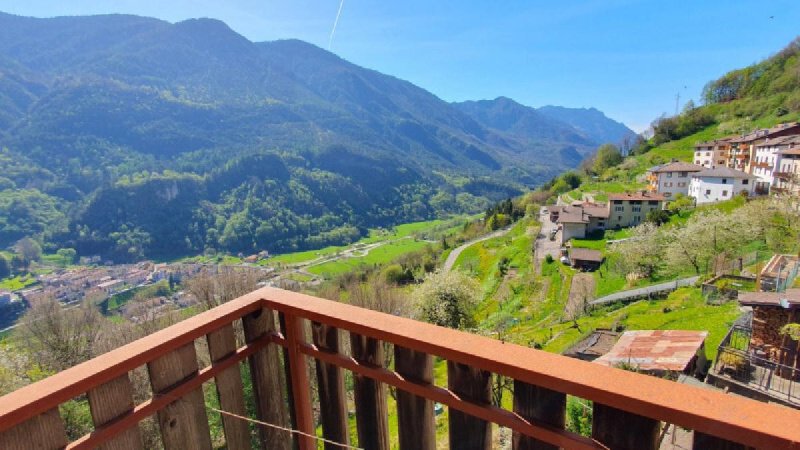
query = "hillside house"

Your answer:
(694, 138), (732, 168)
(548, 202), (608, 244)
(646, 161), (704, 198)
(606, 192), (666, 228)
(752, 135), (800, 194)
(688, 167), (754, 205)
(773, 148), (800, 196)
